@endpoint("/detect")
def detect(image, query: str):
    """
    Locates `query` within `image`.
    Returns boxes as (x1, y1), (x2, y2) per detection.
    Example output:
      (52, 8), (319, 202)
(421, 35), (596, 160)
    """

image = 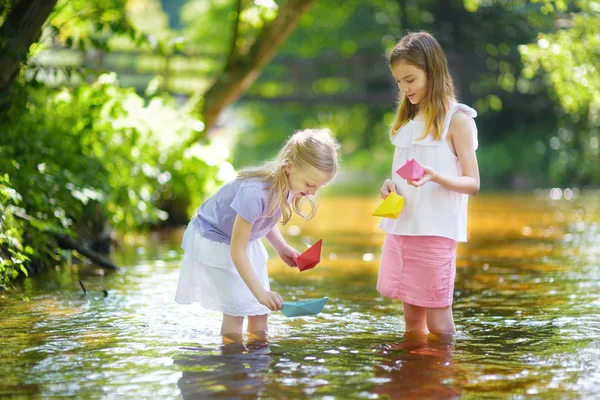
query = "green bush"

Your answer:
(0, 174), (31, 288)
(0, 75), (223, 288)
